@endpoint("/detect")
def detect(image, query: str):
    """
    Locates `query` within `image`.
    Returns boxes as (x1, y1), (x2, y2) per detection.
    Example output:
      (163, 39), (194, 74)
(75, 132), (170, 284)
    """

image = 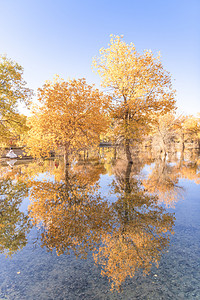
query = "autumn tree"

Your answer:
(93, 35), (176, 162)
(0, 55), (32, 145)
(25, 77), (111, 165)
(179, 114), (200, 151)
(149, 112), (183, 157)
